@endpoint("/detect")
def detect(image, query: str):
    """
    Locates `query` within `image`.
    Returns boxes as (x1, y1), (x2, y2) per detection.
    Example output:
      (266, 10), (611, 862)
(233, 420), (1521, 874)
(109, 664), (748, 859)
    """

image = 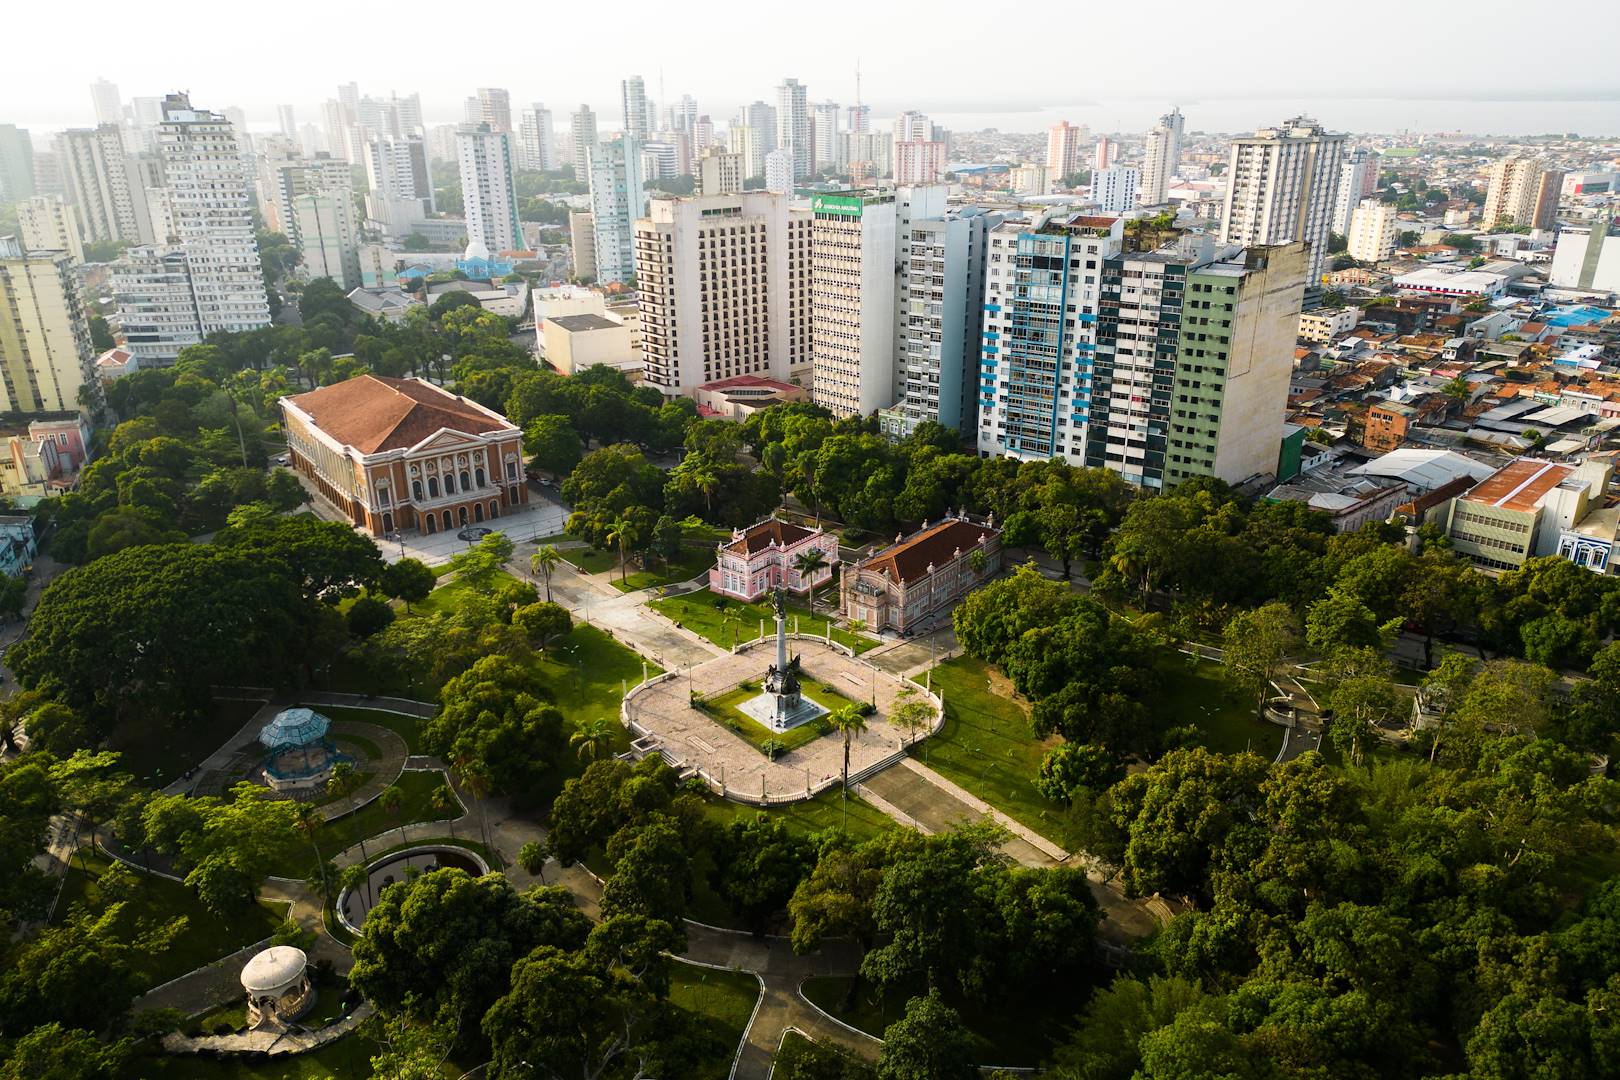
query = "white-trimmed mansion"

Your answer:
(841, 514), (1002, 634)
(280, 375), (528, 537)
(710, 517), (838, 602)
